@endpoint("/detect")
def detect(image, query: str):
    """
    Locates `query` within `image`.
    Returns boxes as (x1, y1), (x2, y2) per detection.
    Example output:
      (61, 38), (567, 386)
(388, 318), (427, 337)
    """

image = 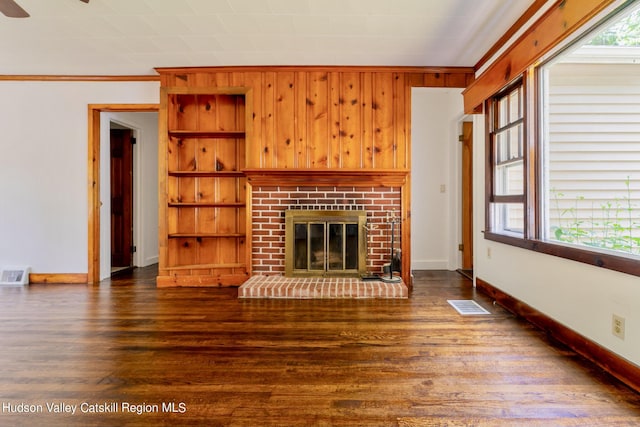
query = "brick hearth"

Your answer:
(238, 276), (408, 299)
